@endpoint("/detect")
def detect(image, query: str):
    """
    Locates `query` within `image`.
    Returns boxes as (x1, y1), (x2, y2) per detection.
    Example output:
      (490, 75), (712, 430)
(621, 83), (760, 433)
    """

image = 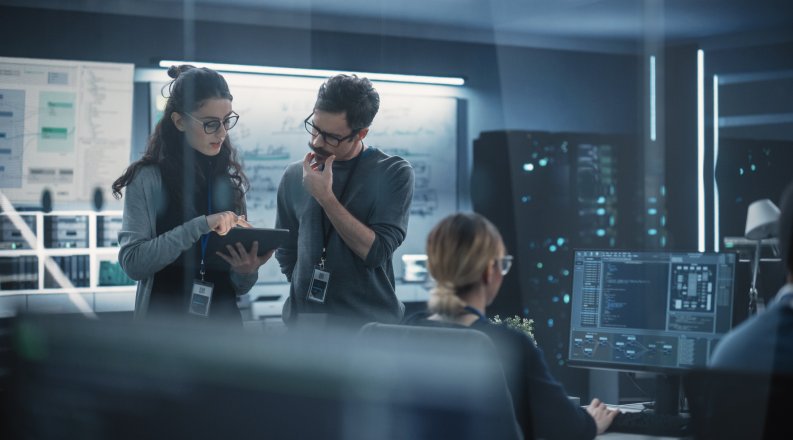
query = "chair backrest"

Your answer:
(357, 322), (525, 440)
(683, 368), (793, 440)
(4, 314), (523, 440)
